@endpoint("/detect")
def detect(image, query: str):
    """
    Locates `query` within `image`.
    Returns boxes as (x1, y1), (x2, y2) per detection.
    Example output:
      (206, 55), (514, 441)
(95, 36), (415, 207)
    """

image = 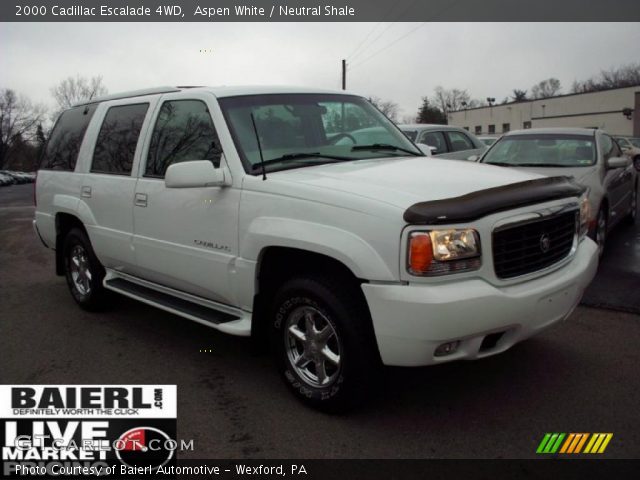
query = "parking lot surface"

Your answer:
(1, 184), (639, 458)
